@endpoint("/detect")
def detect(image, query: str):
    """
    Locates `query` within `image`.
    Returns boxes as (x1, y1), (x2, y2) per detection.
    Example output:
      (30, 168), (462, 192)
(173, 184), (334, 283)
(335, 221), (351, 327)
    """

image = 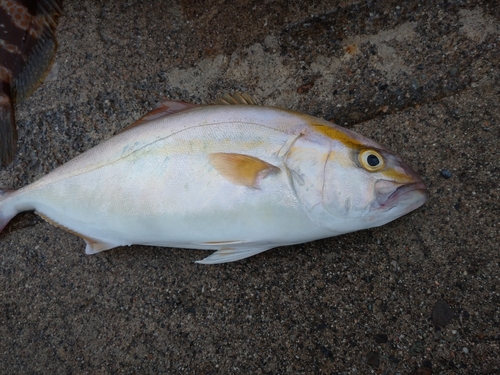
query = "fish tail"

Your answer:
(0, 188), (18, 233)
(0, 95), (17, 167)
